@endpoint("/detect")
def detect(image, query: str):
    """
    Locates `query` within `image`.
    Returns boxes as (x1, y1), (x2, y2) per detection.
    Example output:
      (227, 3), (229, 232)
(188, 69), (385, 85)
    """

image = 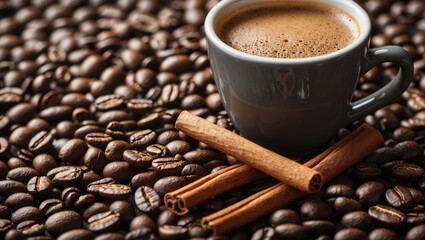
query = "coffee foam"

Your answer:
(217, 2), (359, 59)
